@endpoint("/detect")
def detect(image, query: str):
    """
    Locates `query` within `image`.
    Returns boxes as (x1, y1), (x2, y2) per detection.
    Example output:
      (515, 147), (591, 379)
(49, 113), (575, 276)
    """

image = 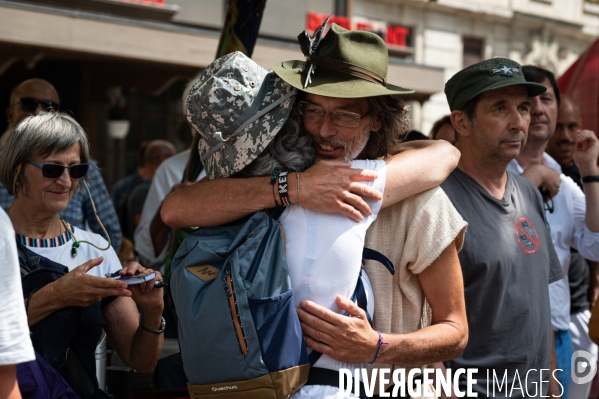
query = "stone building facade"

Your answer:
(0, 0), (596, 184)
(350, 0), (599, 134)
